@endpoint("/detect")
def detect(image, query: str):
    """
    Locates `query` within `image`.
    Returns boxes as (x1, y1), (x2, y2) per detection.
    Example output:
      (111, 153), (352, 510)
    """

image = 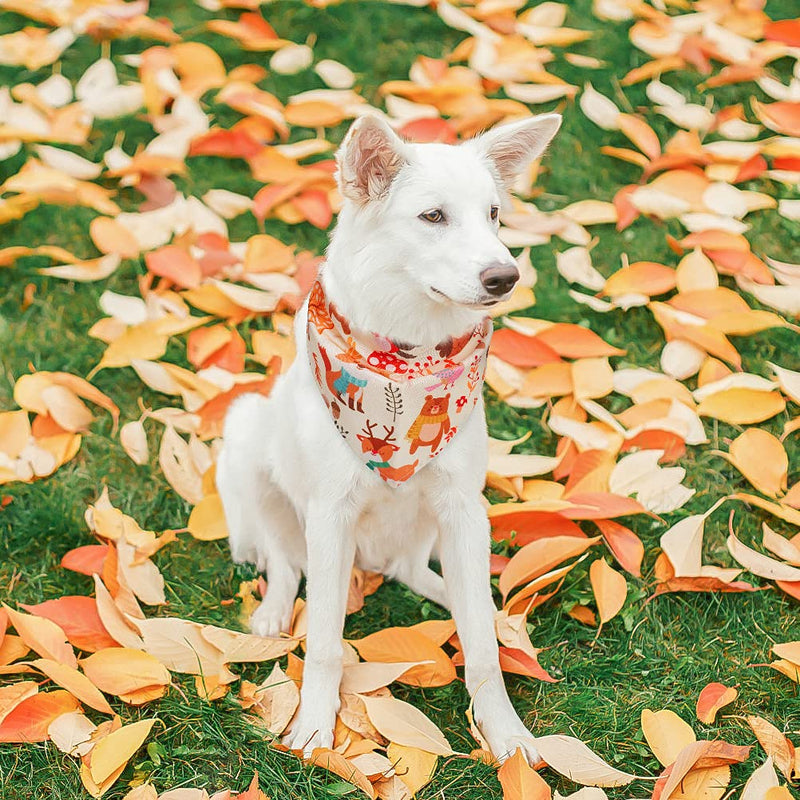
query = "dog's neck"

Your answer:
(320, 207), (486, 347)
